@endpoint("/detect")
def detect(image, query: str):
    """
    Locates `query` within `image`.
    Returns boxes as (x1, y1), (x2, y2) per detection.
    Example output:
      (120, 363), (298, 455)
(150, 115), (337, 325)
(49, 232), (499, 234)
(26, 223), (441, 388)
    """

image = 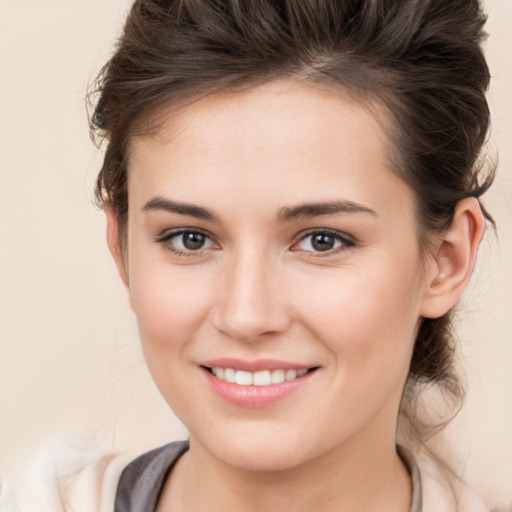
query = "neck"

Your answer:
(160, 428), (411, 512)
